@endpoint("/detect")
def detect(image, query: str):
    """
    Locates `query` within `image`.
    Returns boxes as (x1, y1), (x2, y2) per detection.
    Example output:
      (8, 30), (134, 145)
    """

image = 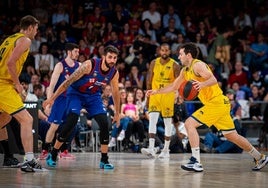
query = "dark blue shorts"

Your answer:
(47, 95), (67, 124)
